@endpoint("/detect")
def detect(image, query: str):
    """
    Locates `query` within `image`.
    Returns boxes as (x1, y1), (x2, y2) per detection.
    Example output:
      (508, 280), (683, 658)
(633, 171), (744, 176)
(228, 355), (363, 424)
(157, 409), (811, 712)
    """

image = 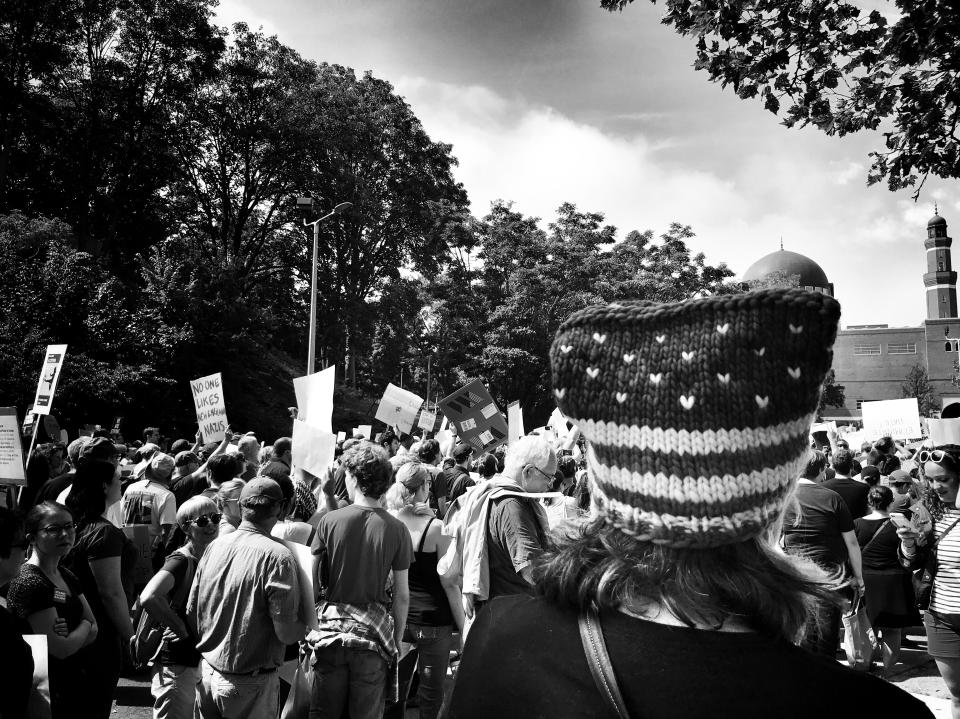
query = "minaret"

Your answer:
(925, 208), (958, 319)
